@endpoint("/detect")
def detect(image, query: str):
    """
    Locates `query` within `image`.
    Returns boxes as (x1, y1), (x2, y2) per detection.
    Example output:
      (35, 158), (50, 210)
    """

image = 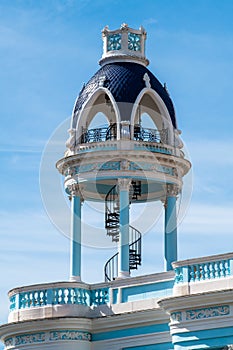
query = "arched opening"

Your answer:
(88, 112), (109, 129)
(132, 93), (170, 144)
(81, 111), (117, 143)
(134, 112), (161, 143)
(77, 91), (119, 144)
(140, 112), (157, 129)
